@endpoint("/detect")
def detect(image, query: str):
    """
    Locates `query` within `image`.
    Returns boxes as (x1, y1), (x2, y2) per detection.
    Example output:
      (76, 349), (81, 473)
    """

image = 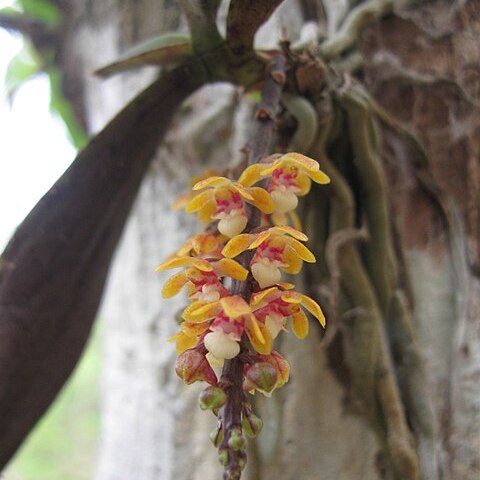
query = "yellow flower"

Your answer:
(222, 226), (316, 288)
(239, 152), (330, 213)
(250, 286), (326, 339)
(156, 256), (248, 300)
(185, 176), (275, 237)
